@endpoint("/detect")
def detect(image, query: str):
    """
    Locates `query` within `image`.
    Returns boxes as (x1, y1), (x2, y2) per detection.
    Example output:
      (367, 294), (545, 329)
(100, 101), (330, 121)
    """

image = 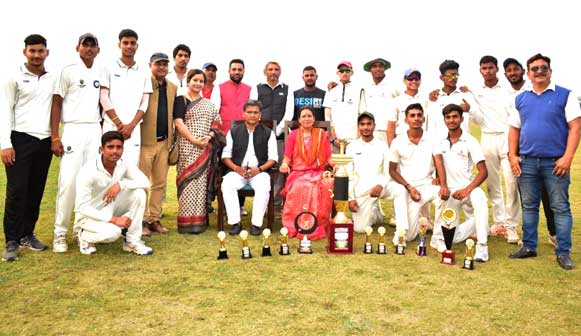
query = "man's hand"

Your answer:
(509, 154), (522, 177)
(348, 200), (360, 212)
(369, 185), (383, 198)
(1, 148), (16, 166)
(460, 99), (470, 112)
(459, 85), (471, 93)
(244, 166), (260, 179)
(327, 81), (338, 91)
(123, 123), (137, 140)
(439, 185), (450, 200)
(51, 140), (64, 157)
(429, 89), (439, 102)
(408, 186), (422, 202)
(236, 165), (248, 178)
(103, 182), (121, 204)
(452, 187), (472, 200)
(111, 216), (132, 228)
(117, 123), (130, 139)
